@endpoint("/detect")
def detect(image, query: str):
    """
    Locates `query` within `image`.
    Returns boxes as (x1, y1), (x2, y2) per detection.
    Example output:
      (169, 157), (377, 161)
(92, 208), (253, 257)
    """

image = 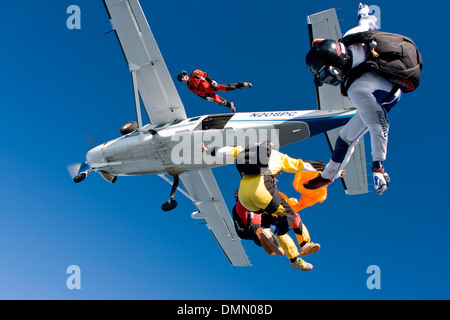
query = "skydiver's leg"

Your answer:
(277, 208), (314, 271)
(269, 197), (300, 260)
(215, 84), (229, 92)
(320, 113), (368, 180)
(215, 83), (252, 92)
(253, 176), (299, 258)
(348, 88), (390, 165)
(293, 219), (321, 256)
(347, 72), (400, 169)
(212, 94), (235, 112)
(303, 112), (367, 189)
